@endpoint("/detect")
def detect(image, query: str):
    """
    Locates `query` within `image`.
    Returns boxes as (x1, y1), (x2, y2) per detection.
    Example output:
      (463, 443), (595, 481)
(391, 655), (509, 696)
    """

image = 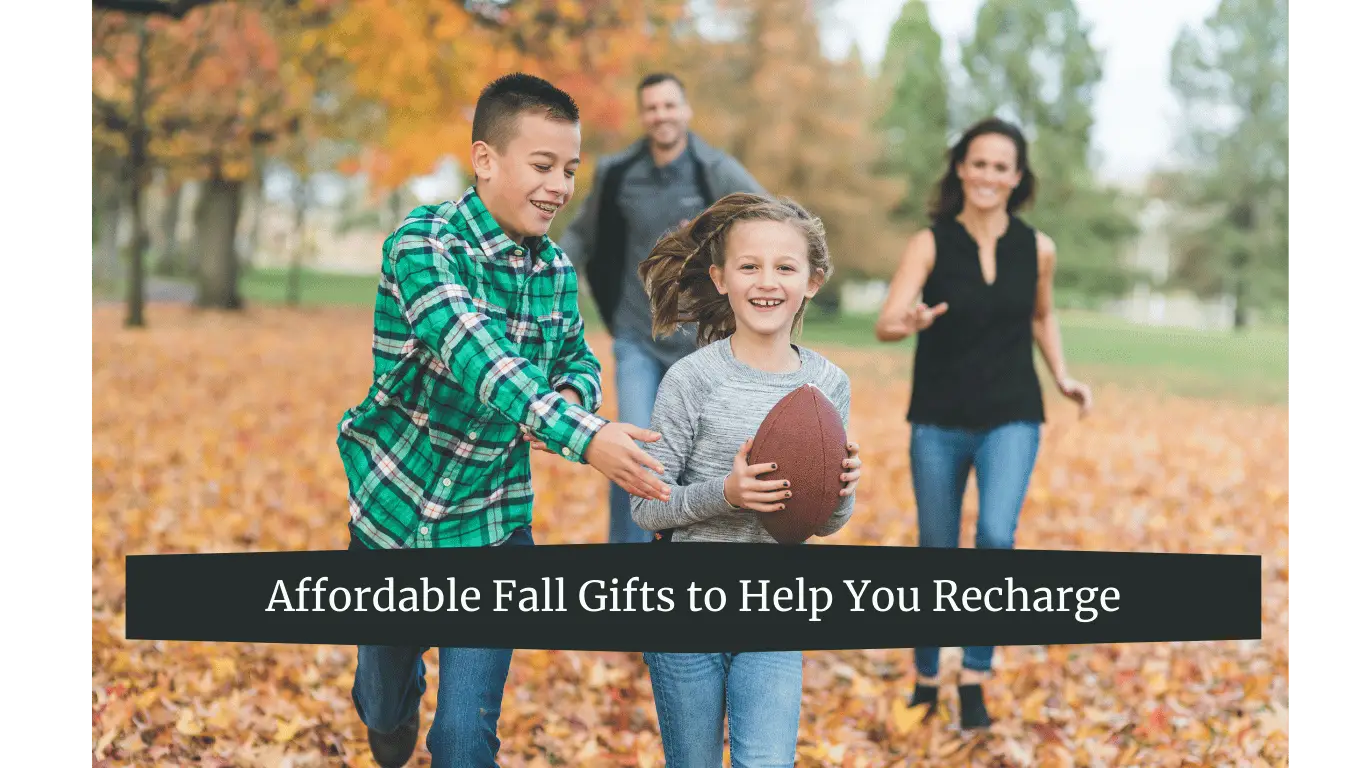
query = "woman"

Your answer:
(874, 117), (1093, 730)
